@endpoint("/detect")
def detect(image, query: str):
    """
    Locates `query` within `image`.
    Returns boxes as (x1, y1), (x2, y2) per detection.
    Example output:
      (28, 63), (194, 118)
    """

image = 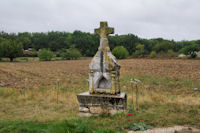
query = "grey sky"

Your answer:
(0, 0), (200, 41)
